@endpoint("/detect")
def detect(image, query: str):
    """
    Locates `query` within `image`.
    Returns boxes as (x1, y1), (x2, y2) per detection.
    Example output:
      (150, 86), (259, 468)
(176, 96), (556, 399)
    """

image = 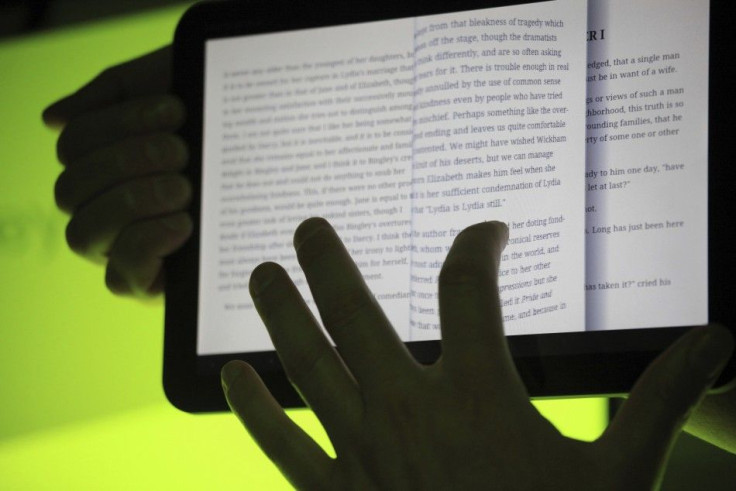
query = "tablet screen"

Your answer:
(196, 0), (708, 356)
